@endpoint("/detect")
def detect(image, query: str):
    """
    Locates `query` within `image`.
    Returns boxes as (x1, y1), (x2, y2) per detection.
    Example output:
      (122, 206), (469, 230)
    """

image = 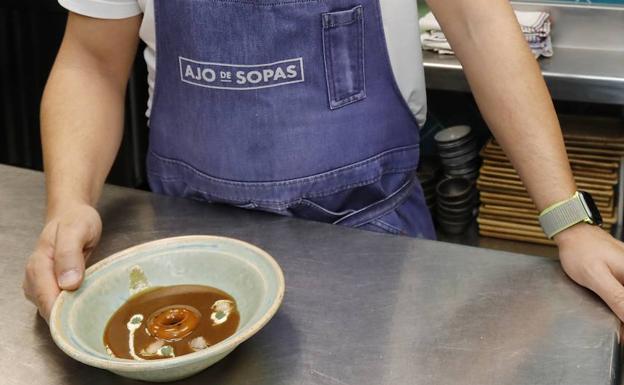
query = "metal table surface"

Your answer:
(1, 164), (621, 385)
